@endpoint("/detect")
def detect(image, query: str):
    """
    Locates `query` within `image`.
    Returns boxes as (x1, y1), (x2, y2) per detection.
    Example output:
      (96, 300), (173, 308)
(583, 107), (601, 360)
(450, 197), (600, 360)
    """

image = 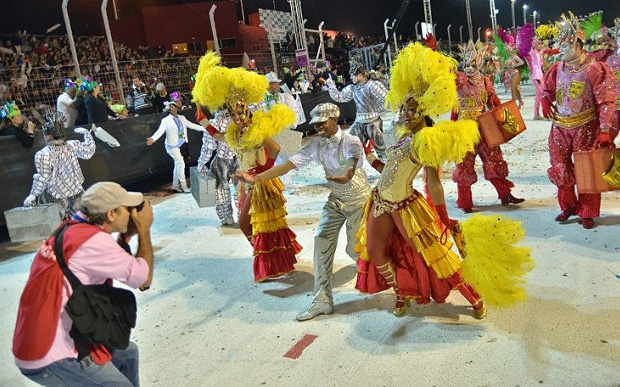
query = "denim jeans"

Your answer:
(19, 342), (140, 386)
